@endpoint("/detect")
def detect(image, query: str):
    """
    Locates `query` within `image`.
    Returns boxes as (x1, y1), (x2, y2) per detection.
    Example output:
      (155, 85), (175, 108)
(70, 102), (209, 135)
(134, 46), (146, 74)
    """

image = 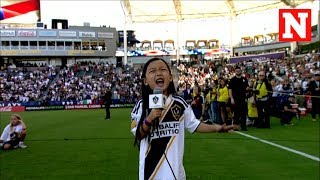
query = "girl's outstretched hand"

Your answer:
(196, 123), (235, 133)
(217, 124), (234, 132)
